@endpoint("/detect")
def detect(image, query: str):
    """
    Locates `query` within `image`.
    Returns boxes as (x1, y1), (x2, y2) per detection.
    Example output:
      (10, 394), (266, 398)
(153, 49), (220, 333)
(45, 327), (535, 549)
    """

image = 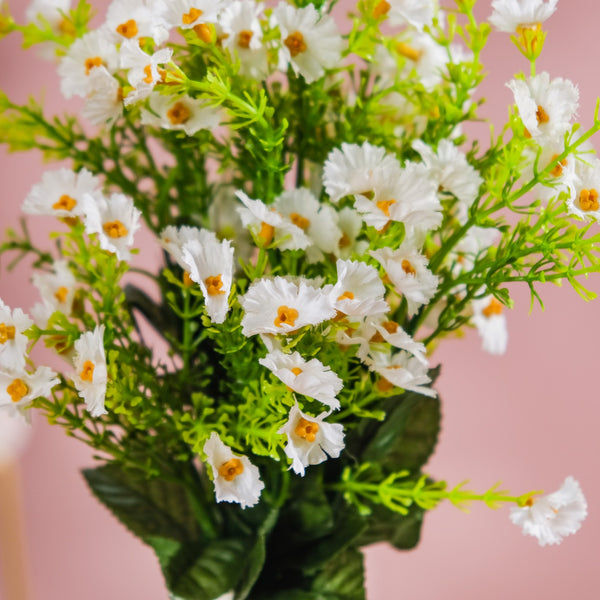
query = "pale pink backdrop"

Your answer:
(1, 1), (599, 599)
